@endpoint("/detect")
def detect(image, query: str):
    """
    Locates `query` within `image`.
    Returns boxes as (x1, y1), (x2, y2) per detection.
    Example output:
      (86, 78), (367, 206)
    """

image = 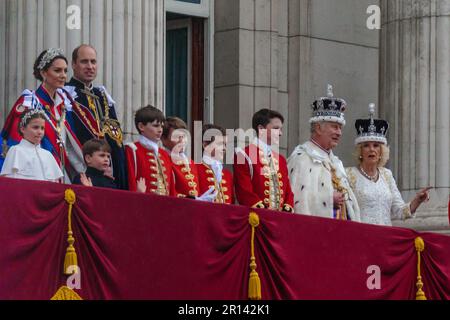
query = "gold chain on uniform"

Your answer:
(73, 101), (104, 138)
(203, 163), (225, 203)
(72, 90), (123, 147)
(87, 95), (103, 136)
